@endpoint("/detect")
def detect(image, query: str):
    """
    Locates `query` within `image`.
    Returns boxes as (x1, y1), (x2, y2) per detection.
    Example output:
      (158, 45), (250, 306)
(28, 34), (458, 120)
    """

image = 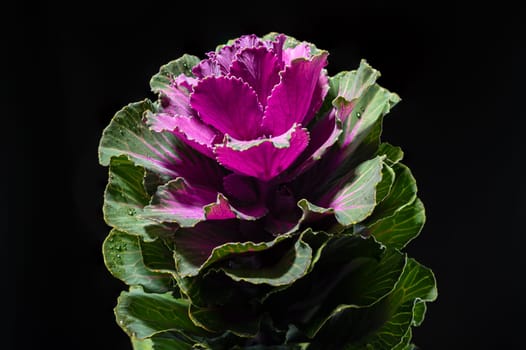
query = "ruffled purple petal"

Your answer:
(229, 47), (281, 107)
(190, 76), (263, 140)
(265, 34), (286, 70)
(262, 53), (328, 136)
(215, 125), (309, 181)
(235, 34), (263, 50)
(215, 45), (237, 74)
(192, 58), (221, 78)
(146, 112), (220, 158)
